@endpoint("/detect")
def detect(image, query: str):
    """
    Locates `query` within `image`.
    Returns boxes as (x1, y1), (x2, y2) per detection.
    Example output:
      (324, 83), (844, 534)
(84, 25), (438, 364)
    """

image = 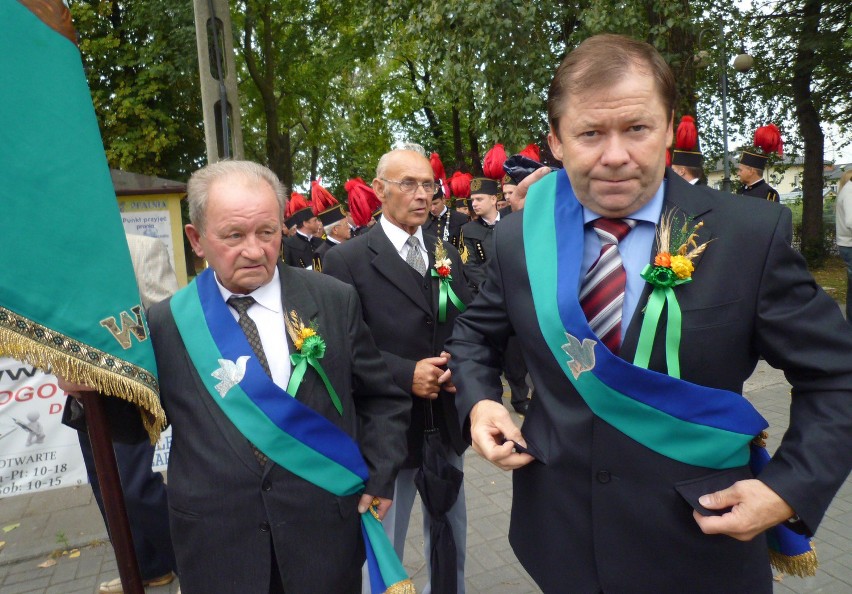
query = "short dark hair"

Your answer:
(548, 34), (676, 137)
